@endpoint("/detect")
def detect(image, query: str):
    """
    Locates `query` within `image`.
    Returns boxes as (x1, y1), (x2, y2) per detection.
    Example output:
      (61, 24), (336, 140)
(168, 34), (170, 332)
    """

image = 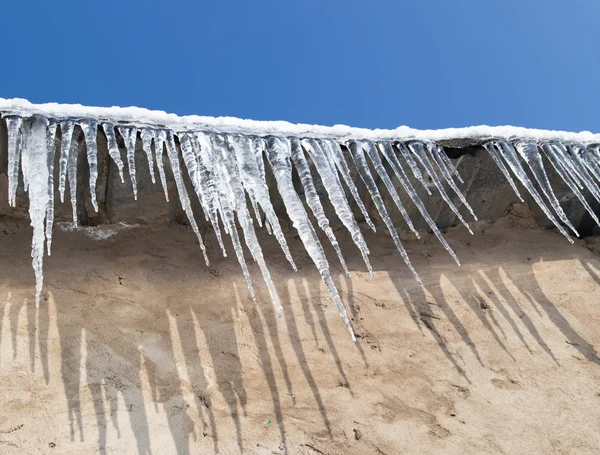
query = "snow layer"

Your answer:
(1, 98), (599, 144)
